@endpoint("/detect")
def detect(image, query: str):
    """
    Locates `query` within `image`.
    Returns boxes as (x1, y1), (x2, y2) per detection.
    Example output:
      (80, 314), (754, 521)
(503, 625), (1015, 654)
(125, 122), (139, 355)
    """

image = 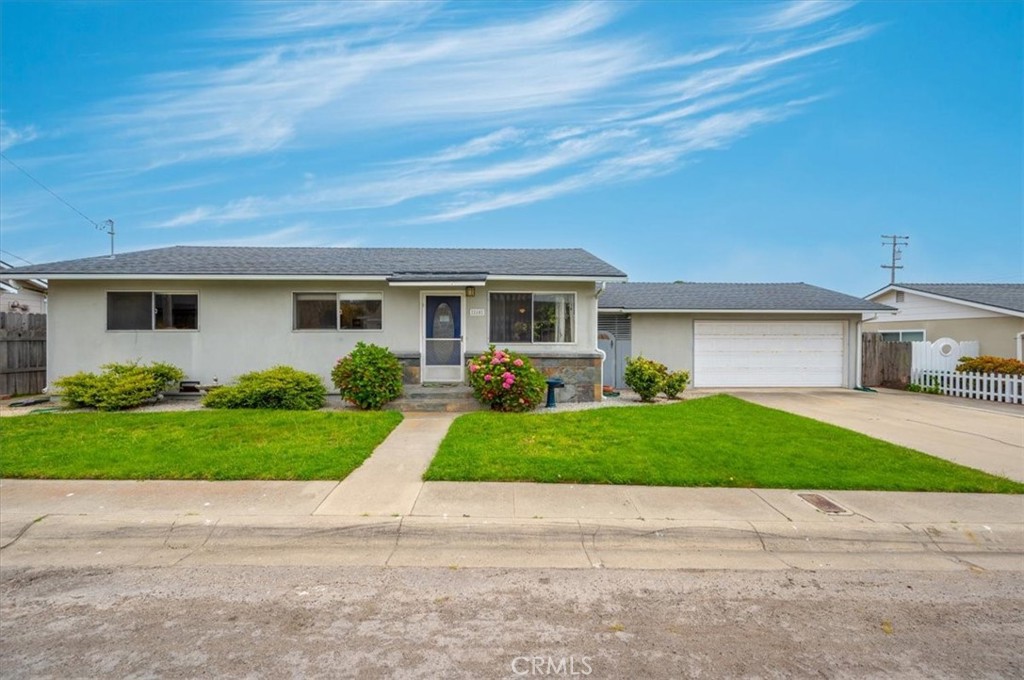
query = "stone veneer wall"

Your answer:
(527, 352), (602, 403)
(394, 353), (421, 385)
(396, 351), (602, 402)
